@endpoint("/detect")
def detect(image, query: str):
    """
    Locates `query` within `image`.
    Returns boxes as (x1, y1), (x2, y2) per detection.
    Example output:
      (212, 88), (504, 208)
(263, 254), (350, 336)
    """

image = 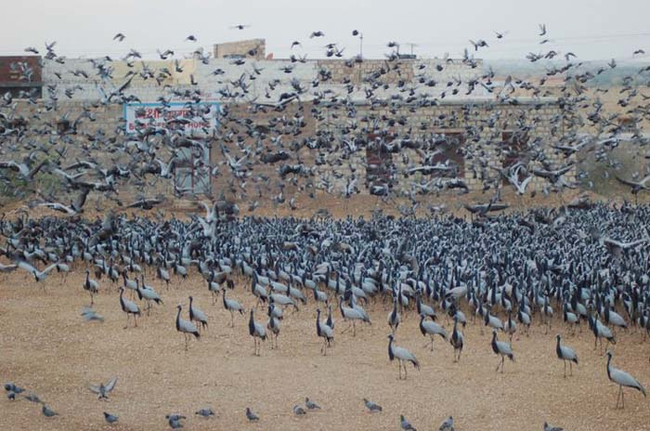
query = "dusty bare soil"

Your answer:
(1, 187), (609, 223)
(2, 270), (650, 431)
